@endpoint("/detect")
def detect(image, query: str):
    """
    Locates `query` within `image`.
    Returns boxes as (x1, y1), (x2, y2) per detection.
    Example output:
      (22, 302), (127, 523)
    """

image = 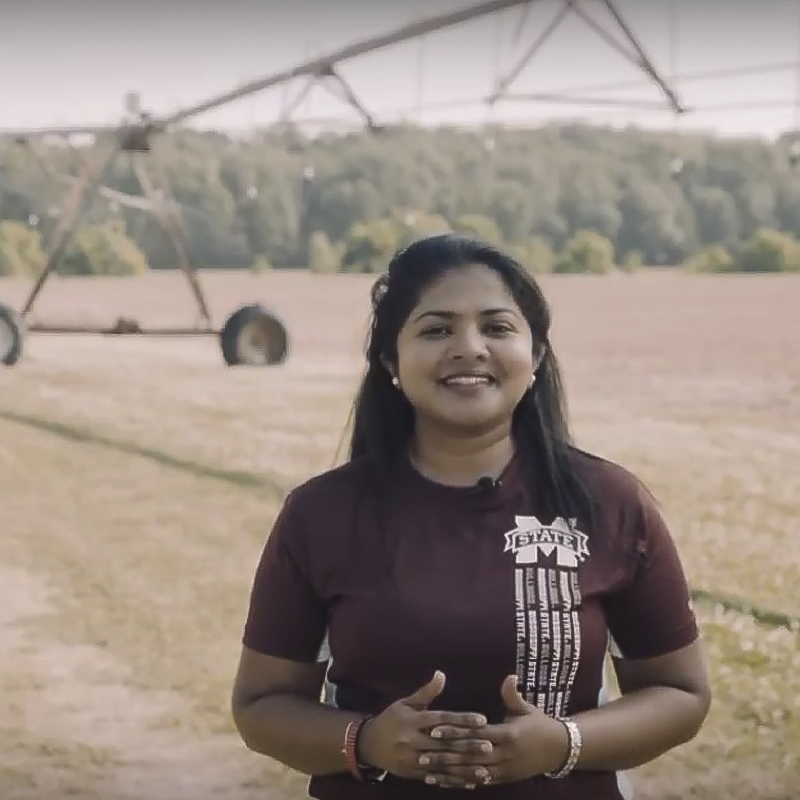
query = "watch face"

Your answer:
(359, 766), (388, 783)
